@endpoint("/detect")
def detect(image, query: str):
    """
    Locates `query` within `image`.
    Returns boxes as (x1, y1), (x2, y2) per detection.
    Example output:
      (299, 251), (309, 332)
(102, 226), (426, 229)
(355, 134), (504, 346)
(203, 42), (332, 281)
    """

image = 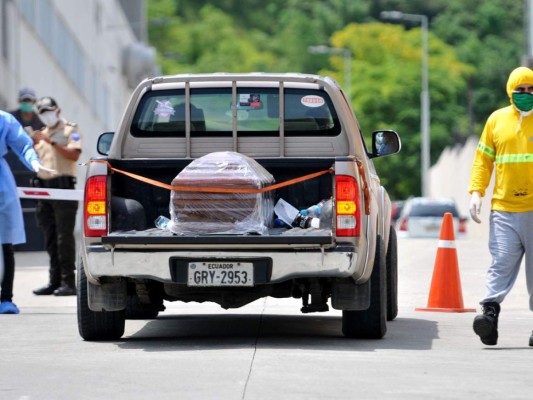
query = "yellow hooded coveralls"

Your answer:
(469, 66), (533, 211)
(469, 66), (533, 311)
